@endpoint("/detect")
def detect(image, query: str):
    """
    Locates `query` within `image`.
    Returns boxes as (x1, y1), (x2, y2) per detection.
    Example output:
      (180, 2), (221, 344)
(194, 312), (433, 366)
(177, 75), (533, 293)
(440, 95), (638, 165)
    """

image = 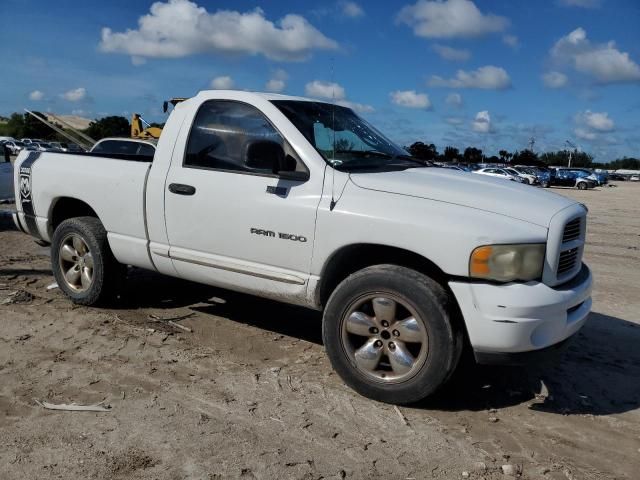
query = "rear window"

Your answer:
(92, 140), (141, 155)
(137, 143), (156, 156)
